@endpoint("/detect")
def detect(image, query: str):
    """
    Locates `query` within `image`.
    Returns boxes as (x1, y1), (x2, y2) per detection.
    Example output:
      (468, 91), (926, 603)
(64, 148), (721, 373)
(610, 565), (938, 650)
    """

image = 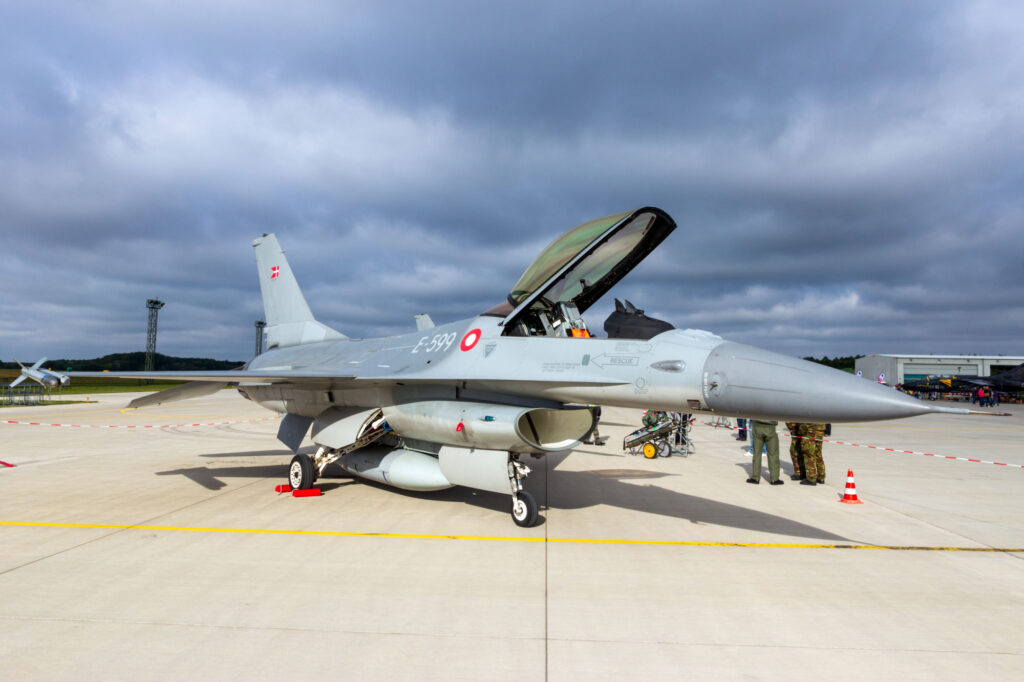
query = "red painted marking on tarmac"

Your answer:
(968, 459), (981, 462)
